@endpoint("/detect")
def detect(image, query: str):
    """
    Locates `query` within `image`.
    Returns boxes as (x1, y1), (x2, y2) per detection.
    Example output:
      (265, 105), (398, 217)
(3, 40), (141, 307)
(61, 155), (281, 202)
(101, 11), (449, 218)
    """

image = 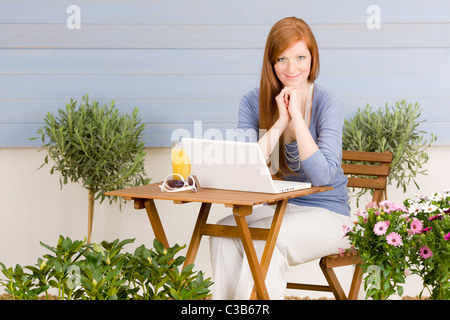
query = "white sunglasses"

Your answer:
(159, 174), (197, 192)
